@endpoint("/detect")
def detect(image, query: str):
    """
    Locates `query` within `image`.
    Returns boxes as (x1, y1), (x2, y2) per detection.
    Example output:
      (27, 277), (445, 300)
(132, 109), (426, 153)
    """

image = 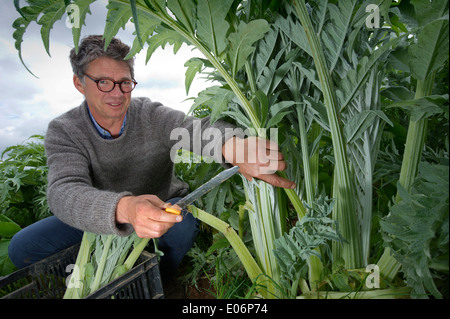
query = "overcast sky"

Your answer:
(0, 0), (208, 153)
